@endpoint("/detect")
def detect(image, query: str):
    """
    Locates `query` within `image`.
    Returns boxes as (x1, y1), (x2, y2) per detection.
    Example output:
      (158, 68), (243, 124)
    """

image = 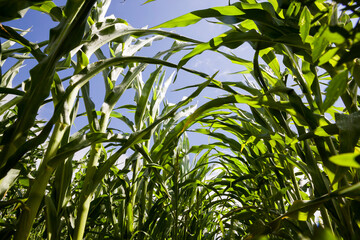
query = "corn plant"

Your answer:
(2, 0), (360, 239)
(154, 0), (360, 239)
(0, 0), (217, 239)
